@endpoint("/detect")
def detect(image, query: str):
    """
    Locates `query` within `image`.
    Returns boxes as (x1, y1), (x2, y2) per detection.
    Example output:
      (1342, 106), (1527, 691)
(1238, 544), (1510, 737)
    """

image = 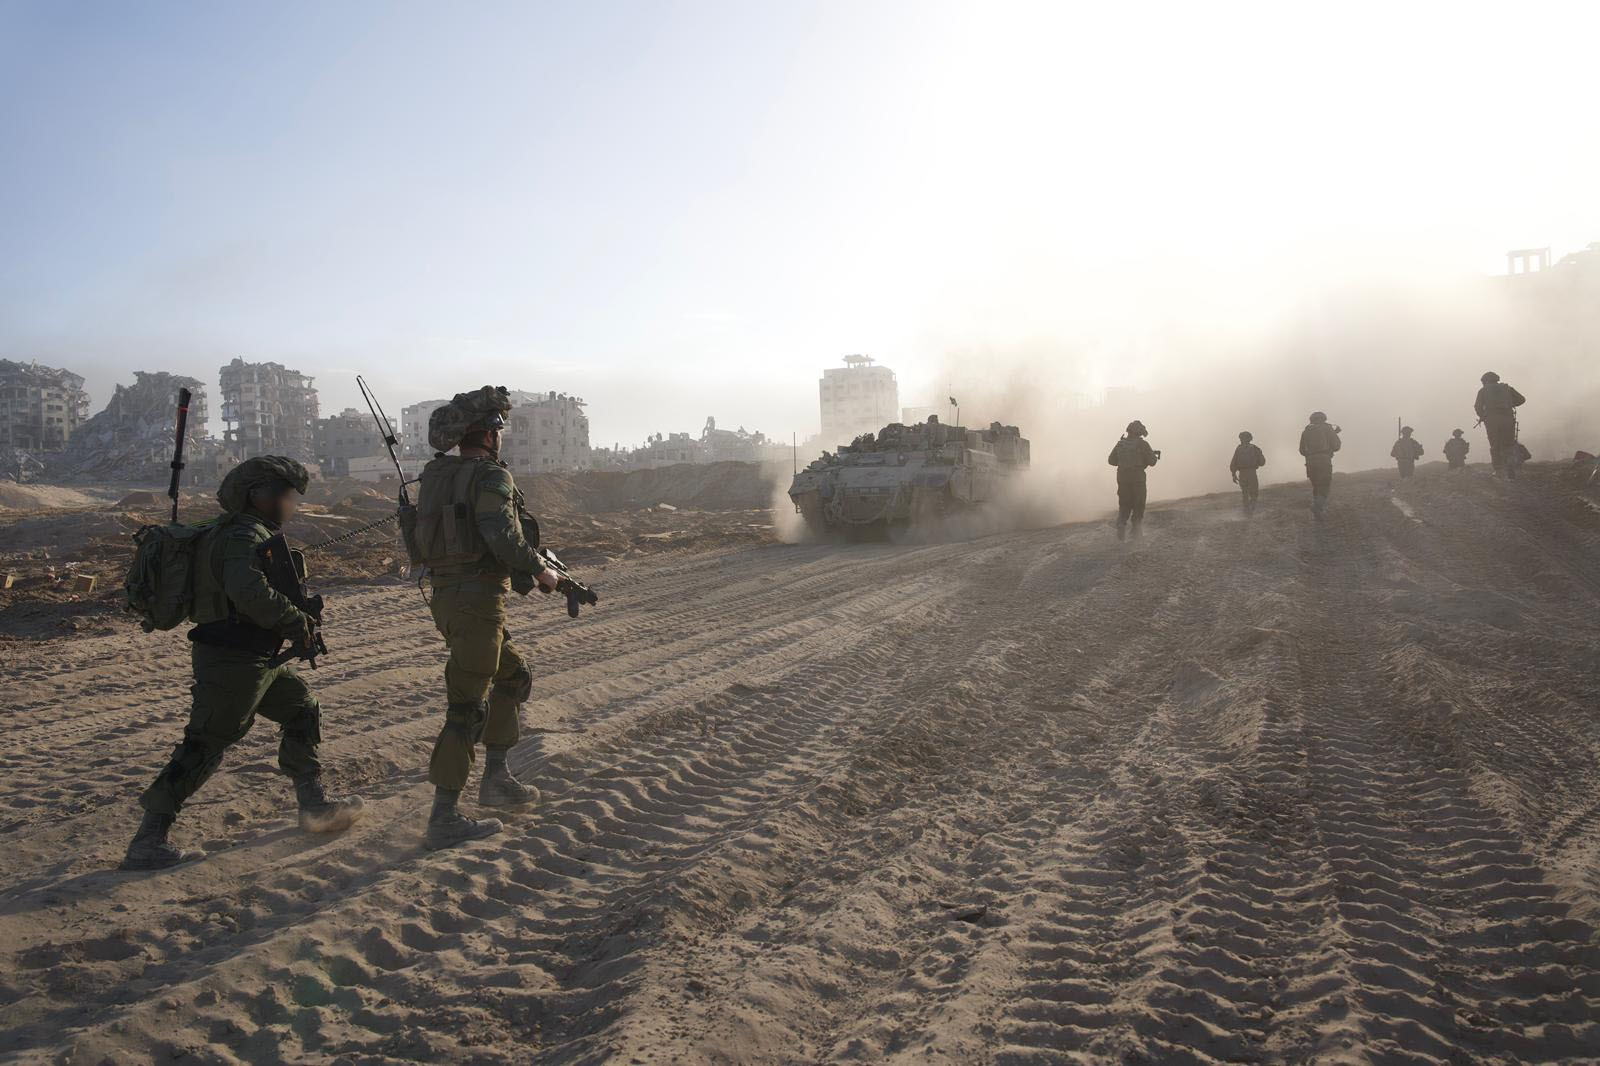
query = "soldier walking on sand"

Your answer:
(1391, 426), (1424, 478)
(1229, 431), (1266, 516)
(123, 457), (364, 870)
(1108, 420), (1159, 540)
(413, 387), (563, 850)
(1298, 412), (1341, 519)
(1475, 371), (1526, 478)
(1444, 429), (1470, 470)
